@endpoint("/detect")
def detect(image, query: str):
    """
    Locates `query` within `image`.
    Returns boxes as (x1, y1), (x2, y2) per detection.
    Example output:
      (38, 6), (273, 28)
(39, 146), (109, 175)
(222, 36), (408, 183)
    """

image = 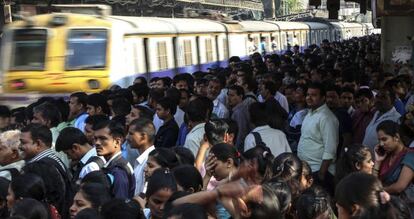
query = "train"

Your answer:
(0, 10), (380, 104)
